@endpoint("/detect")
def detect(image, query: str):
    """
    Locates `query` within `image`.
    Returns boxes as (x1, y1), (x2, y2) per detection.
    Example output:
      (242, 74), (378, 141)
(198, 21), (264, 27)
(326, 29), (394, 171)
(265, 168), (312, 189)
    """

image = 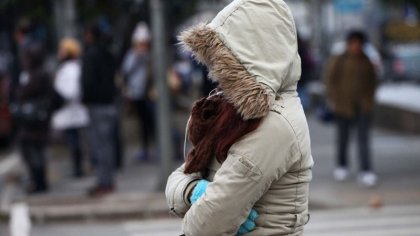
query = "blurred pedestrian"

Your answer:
(122, 22), (155, 162)
(297, 35), (315, 111)
(0, 68), (12, 148)
(52, 38), (89, 178)
(166, 0), (313, 234)
(10, 19), (34, 103)
(324, 31), (377, 187)
(13, 43), (52, 193)
(82, 22), (118, 197)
